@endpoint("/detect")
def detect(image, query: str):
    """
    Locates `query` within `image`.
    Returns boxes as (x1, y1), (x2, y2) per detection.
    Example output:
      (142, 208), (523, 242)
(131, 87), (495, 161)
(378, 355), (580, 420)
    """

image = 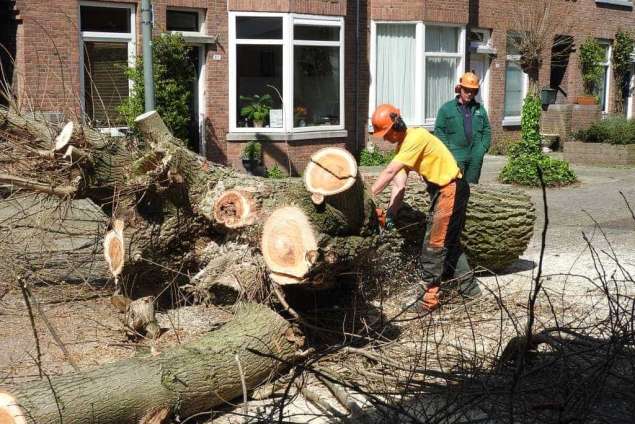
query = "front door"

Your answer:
(469, 53), (490, 111)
